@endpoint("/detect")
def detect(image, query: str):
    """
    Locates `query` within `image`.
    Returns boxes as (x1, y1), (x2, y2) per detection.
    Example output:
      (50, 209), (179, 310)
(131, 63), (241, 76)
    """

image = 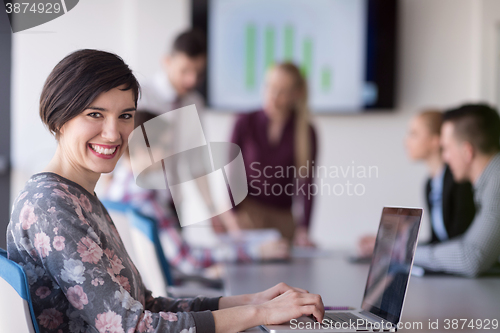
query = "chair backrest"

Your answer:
(126, 209), (173, 297)
(0, 248), (40, 333)
(100, 200), (138, 265)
